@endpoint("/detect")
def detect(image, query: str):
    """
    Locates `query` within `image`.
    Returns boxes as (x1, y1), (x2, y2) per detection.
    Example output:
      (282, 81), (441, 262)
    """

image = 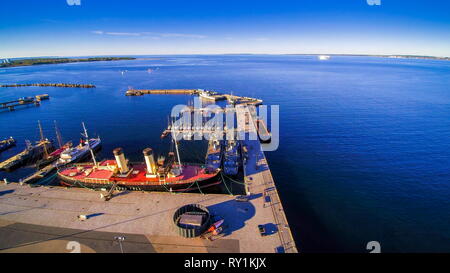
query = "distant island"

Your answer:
(0, 57), (136, 68)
